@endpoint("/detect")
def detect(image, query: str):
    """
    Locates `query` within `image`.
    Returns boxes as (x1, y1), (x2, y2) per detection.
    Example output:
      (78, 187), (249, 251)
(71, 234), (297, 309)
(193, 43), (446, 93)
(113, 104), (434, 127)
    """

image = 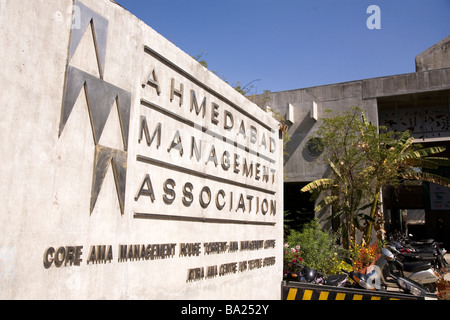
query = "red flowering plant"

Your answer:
(349, 242), (381, 273)
(283, 243), (303, 277)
